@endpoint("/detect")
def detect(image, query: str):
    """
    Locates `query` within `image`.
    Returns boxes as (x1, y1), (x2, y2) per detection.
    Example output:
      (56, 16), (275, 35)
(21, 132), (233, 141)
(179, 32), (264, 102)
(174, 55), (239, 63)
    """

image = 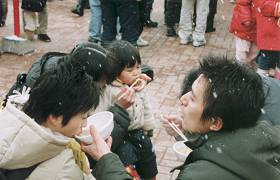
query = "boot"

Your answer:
(144, 13), (158, 28)
(71, 0), (85, 16)
(166, 27), (176, 37)
(143, 4), (158, 28)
